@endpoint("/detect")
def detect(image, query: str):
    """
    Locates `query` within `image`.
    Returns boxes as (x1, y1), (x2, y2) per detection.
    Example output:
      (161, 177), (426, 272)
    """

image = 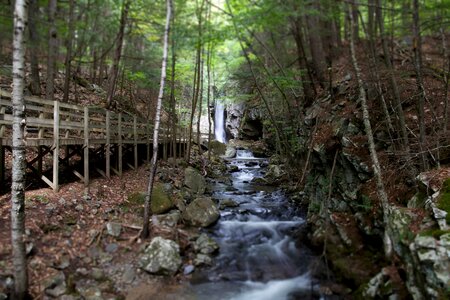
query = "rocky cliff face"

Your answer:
(273, 92), (450, 298)
(226, 102), (264, 140)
